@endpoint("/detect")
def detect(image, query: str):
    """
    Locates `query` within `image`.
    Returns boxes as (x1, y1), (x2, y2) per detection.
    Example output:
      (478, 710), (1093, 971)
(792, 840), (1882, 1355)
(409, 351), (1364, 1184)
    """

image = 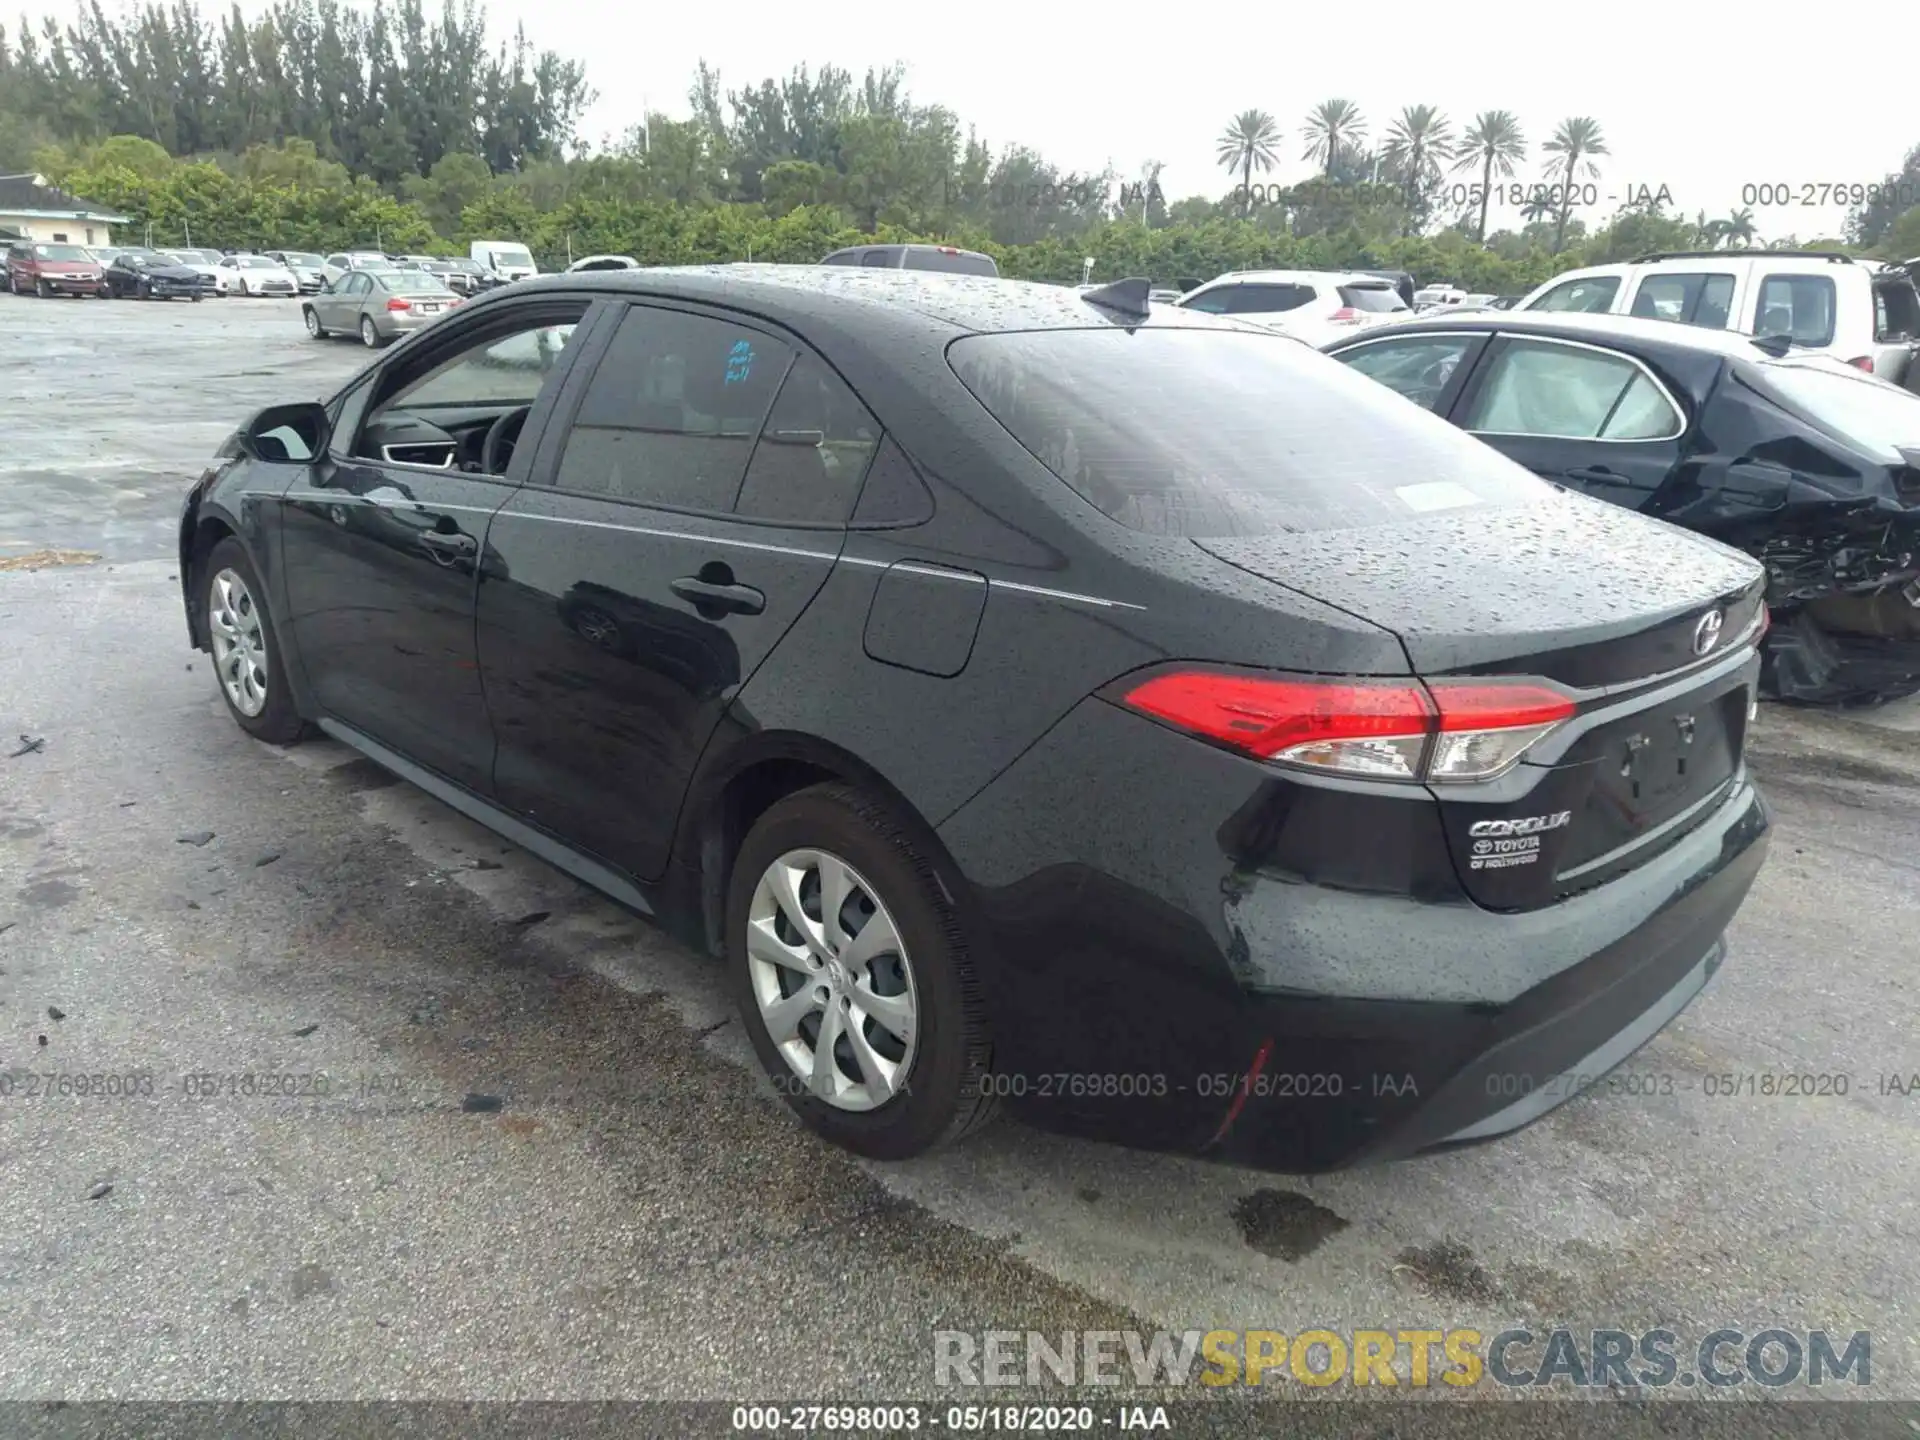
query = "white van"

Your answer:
(470, 240), (538, 283)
